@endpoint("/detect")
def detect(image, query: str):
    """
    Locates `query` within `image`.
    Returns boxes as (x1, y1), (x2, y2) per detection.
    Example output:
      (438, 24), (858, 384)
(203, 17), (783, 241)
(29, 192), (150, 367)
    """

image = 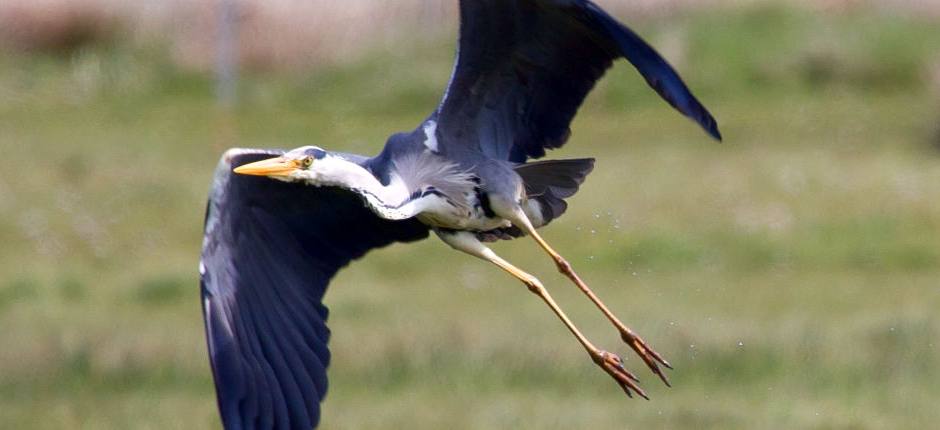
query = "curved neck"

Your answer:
(308, 157), (414, 220)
